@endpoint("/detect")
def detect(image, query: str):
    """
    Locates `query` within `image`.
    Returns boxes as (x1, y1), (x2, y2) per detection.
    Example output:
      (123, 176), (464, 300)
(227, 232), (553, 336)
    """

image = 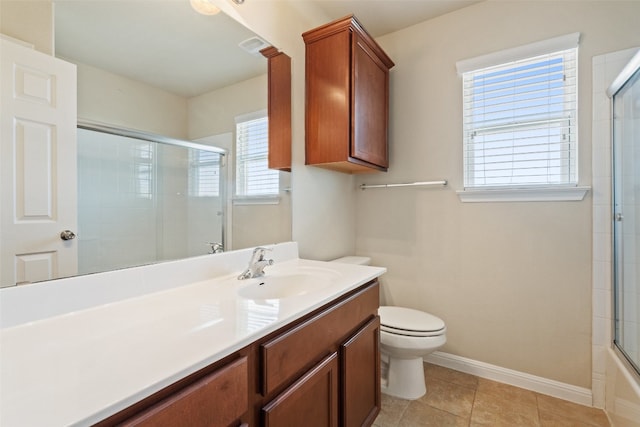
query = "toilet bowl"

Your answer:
(379, 306), (446, 400)
(330, 256), (447, 400)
